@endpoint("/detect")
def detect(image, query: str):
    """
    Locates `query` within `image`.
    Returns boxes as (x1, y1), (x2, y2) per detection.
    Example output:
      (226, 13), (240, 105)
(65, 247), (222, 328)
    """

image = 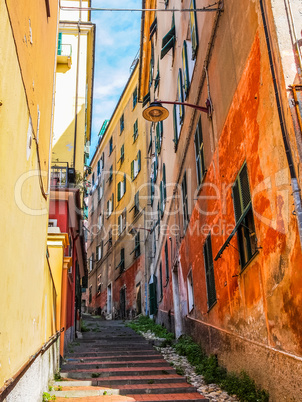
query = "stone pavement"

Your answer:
(49, 315), (209, 401)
